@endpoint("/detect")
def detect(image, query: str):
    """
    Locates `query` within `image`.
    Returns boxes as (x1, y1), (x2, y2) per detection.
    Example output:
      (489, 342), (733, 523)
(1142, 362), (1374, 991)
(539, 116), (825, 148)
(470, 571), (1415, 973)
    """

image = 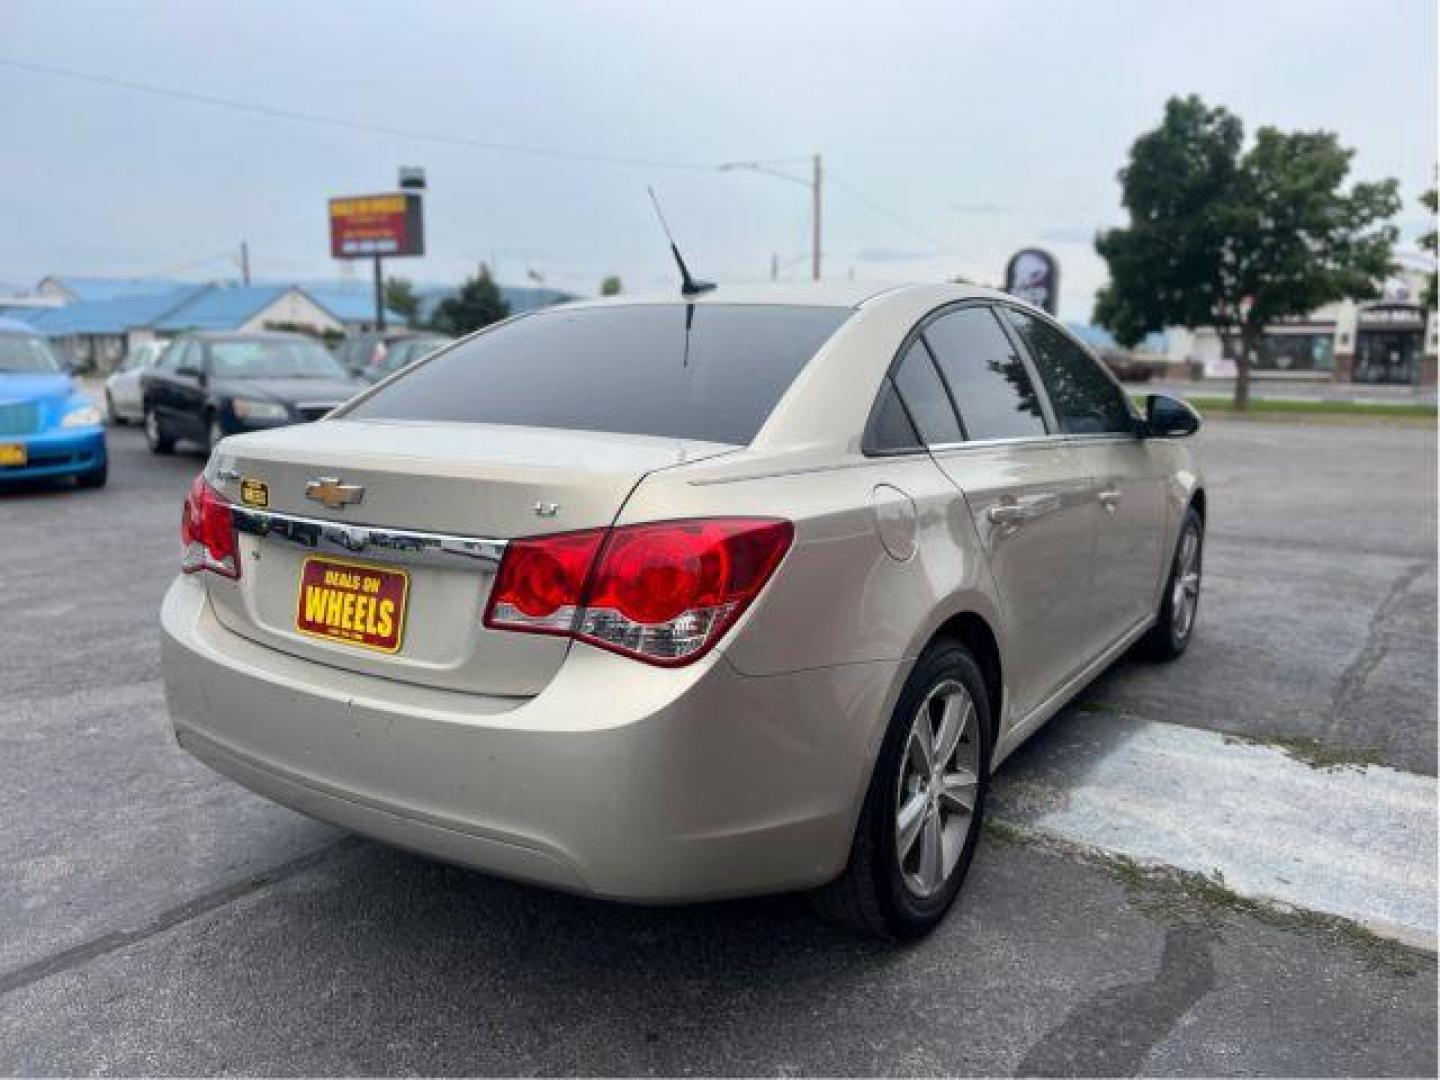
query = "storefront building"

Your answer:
(1165, 269), (1438, 386)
